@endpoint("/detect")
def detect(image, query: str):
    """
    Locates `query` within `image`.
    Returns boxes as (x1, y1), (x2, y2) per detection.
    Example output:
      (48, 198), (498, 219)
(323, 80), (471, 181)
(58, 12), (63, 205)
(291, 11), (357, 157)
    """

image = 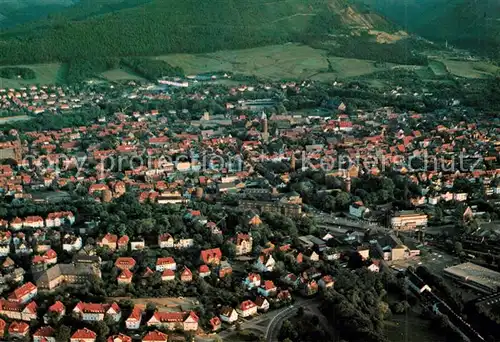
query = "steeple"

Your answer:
(261, 111), (269, 142)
